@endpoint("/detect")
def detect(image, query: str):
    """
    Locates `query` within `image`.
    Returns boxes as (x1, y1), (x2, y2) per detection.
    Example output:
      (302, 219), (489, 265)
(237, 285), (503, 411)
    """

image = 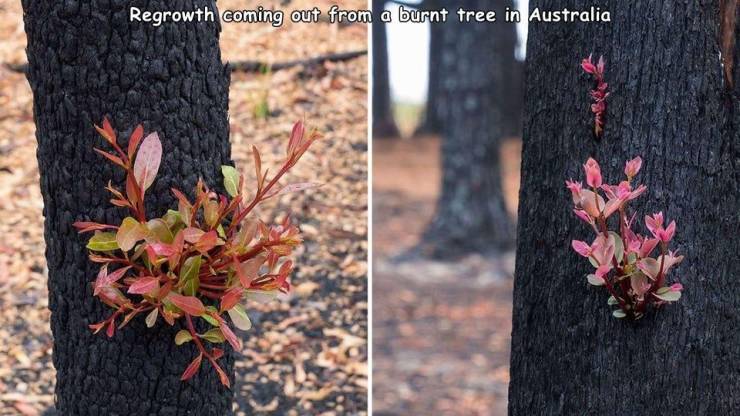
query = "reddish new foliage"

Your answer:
(75, 118), (320, 386)
(566, 157), (684, 320)
(581, 54), (609, 137)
